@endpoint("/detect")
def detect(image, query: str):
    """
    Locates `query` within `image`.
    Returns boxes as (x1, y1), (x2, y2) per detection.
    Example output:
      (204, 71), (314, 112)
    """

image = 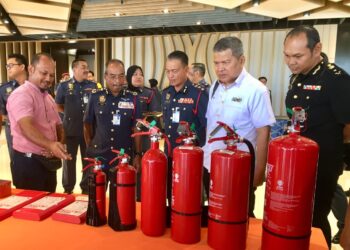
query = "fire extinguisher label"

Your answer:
(178, 146), (194, 150)
(269, 191), (301, 212)
(208, 192), (225, 209)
